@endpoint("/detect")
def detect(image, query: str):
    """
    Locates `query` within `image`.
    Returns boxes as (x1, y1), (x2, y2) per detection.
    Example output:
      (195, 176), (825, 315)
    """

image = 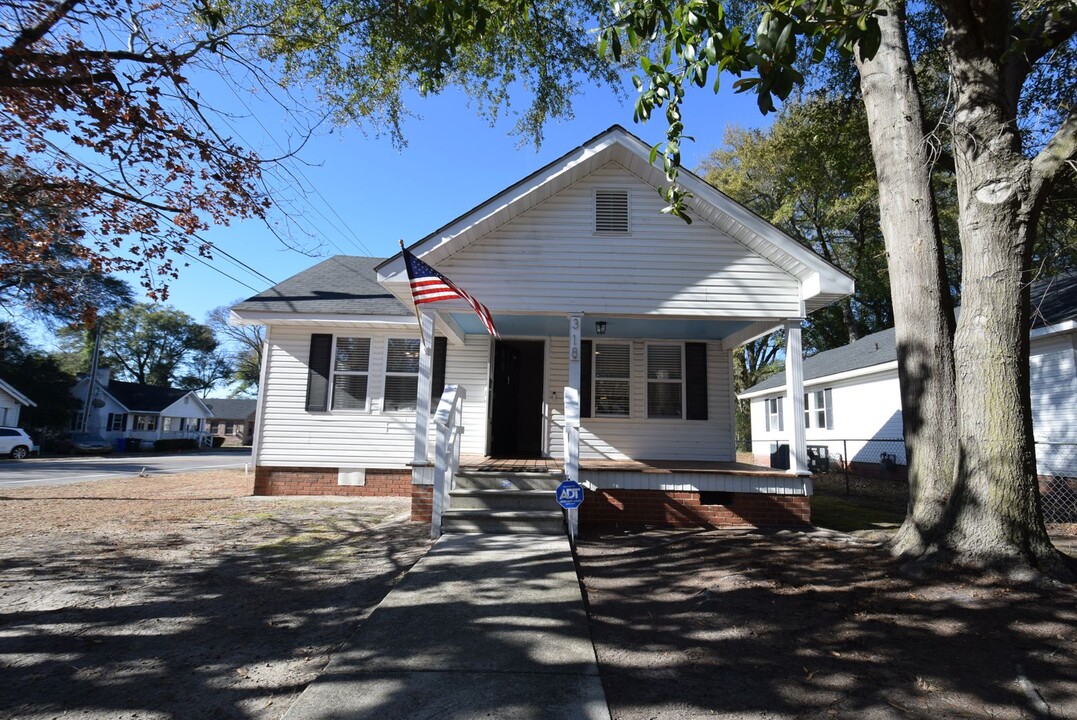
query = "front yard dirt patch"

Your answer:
(578, 529), (1077, 720)
(0, 470), (431, 719)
